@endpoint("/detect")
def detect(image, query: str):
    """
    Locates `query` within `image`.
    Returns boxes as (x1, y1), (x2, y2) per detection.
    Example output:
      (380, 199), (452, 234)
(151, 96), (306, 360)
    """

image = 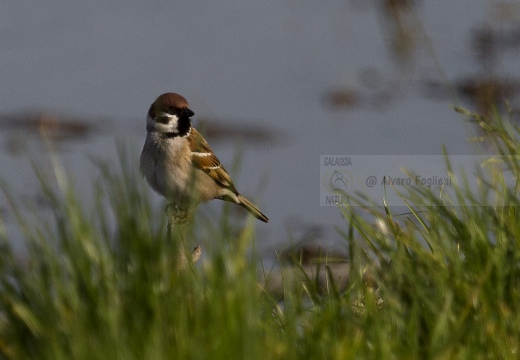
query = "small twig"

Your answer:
(191, 245), (202, 263)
